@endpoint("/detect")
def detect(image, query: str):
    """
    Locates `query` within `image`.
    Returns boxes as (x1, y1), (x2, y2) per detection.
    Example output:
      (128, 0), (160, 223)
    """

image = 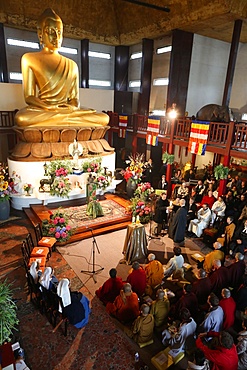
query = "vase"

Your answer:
(0, 199), (10, 221)
(126, 179), (137, 199)
(25, 190), (31, 196)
